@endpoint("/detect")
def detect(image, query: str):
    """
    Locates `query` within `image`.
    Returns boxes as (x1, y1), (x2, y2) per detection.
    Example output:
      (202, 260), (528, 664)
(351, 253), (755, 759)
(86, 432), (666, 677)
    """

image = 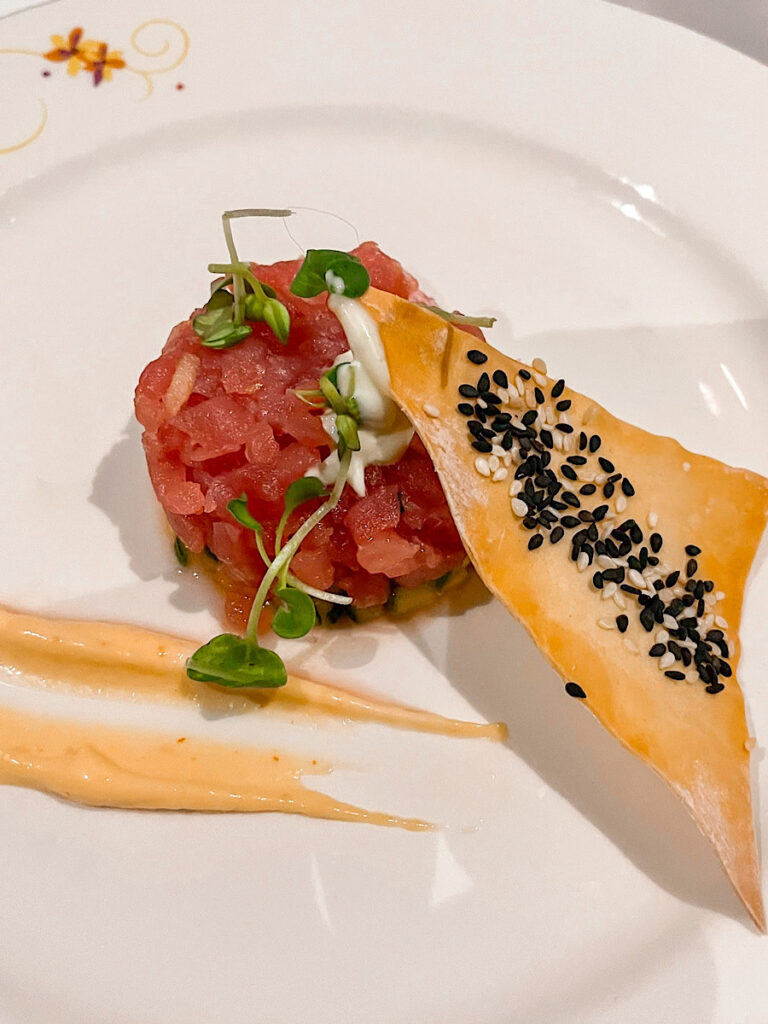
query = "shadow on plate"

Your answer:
(400, 593), (753, 929)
